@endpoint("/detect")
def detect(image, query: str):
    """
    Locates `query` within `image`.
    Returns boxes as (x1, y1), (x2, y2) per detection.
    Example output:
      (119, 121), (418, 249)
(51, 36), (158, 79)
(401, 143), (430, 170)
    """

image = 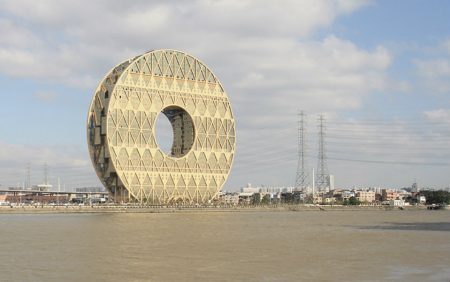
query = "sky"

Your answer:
(0, 0), (449, 191)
